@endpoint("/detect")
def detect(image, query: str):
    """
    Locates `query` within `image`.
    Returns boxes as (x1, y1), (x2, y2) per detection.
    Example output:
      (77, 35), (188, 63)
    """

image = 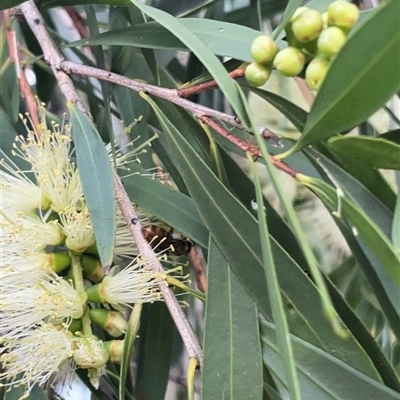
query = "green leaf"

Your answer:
(250, 156), (301, 399)
(284, 0), (400, 154)
(0, 0), (24, 10)
(327, 149), (396, 211)
(297, 174), (400, 288)
(41, 0), (133, 7)
(69, 19), (264, 63)
(0, 108), (30, 172)
(392, 191), (400, 254)
(260, 319), (400, 400)
(223, 147), (399, 389)
(328, 136), (400, 170)
(120, 303), (142, 400)
(121, 170), (209, 248)
(141, 92), (383, 380)
(68, 104), (116, 267)
(202, 237), (263, 400)
(307, 150), (394, 239)
(245, 86), (308, 132)
(79, 5), (249, 128)
(135, 303), (175, 400)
